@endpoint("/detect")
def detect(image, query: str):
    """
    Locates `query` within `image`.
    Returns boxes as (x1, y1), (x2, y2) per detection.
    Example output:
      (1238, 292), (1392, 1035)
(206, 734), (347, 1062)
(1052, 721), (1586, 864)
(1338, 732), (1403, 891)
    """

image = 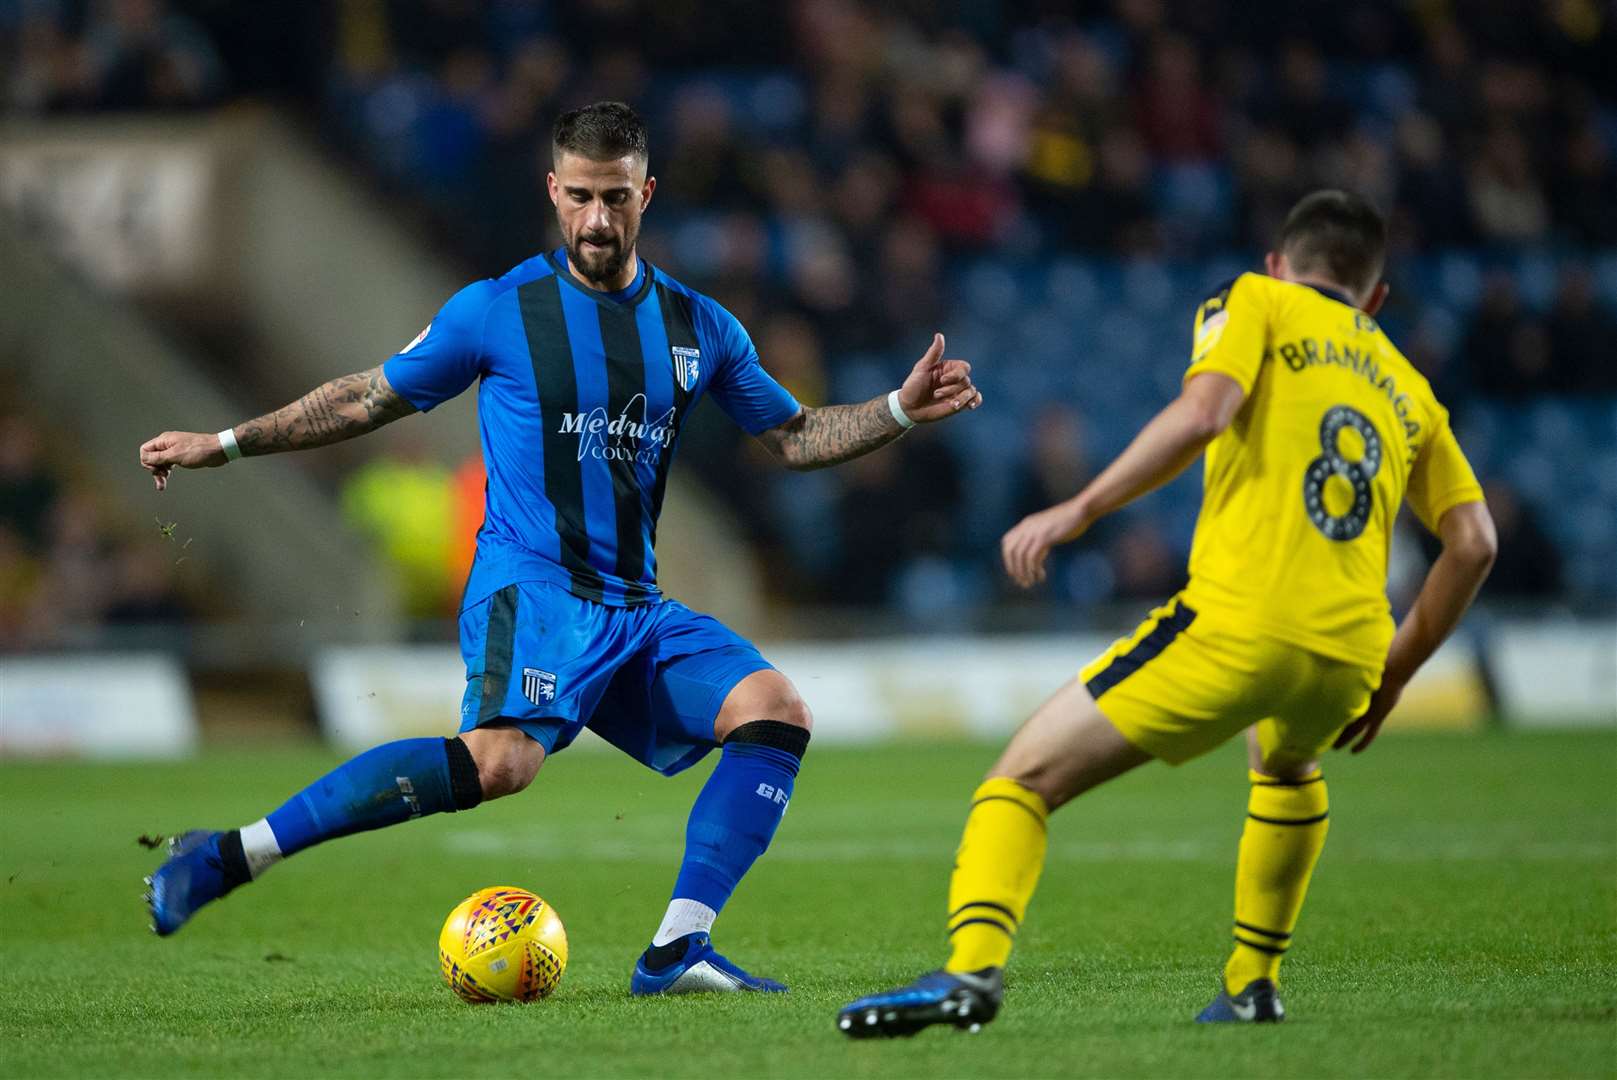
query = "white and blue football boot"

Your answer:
(629, 932), (787, 995)
(144, 829), (237, 936)
(1195, 978), (1286, 1023)
(837, 968), (1003, 1038)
